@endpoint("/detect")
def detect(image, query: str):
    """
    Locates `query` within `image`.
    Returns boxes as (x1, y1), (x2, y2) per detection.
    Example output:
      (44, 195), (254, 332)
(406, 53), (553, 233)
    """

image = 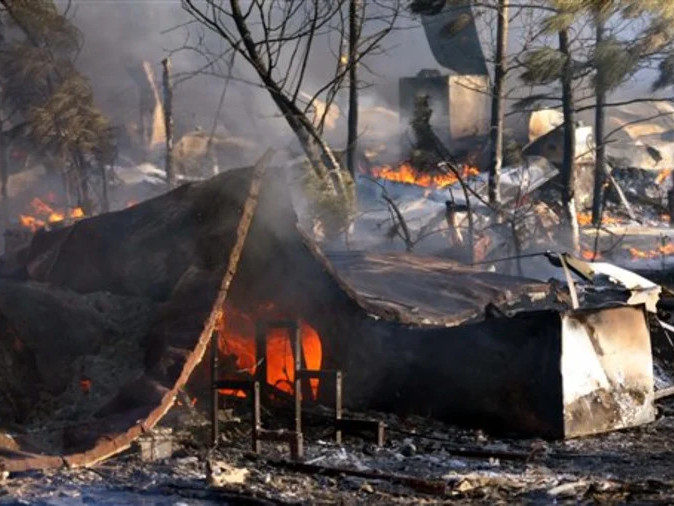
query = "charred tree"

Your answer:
(346, 0), (361, 178)
(488, 0), (509, 209)
(558, 28), (579, 253)
(591, 16), (606, 226)
(0, 127), (7, 226)
(162, 58), (175, 188)
(183, 0), (347, 198)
